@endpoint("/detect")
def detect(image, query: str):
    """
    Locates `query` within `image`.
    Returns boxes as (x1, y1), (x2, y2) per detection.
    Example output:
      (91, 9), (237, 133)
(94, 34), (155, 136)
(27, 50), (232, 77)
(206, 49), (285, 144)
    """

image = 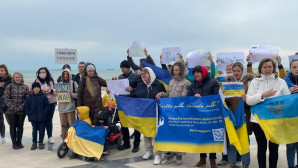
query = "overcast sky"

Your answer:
(1, 0), (298, 70)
